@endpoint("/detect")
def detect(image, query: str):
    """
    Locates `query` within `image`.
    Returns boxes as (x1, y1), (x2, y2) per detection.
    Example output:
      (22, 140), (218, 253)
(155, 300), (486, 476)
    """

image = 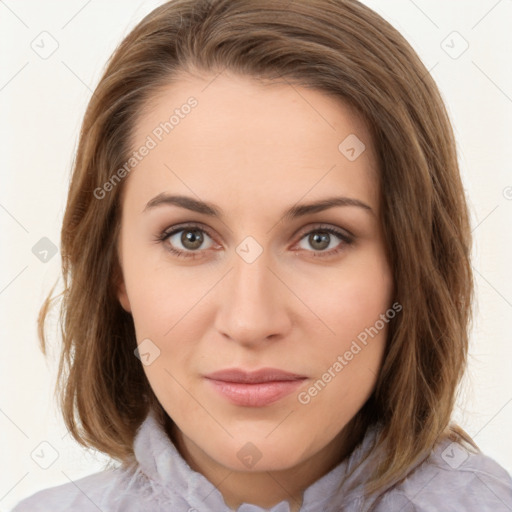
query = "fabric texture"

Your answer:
(12, 408), (512, 511)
